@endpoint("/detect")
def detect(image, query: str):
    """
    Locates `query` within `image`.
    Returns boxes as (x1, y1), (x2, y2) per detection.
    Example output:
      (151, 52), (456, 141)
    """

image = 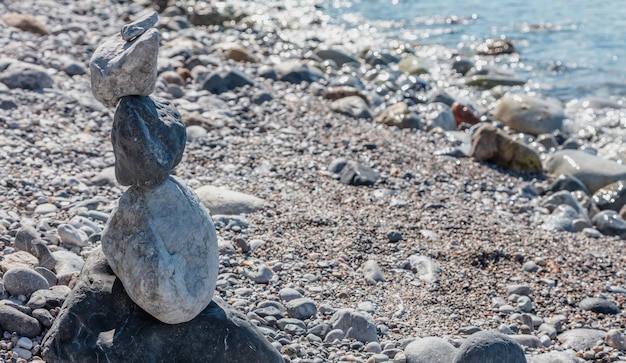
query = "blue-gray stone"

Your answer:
(579, 297), (620, 314)
(453, 331), (526, 363)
